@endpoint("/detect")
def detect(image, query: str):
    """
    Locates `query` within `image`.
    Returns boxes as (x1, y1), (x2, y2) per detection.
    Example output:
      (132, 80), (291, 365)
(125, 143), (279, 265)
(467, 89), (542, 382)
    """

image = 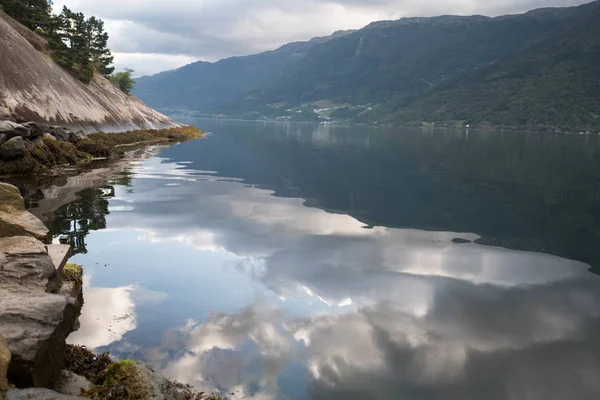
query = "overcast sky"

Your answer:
(54, 0), (591, 76)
